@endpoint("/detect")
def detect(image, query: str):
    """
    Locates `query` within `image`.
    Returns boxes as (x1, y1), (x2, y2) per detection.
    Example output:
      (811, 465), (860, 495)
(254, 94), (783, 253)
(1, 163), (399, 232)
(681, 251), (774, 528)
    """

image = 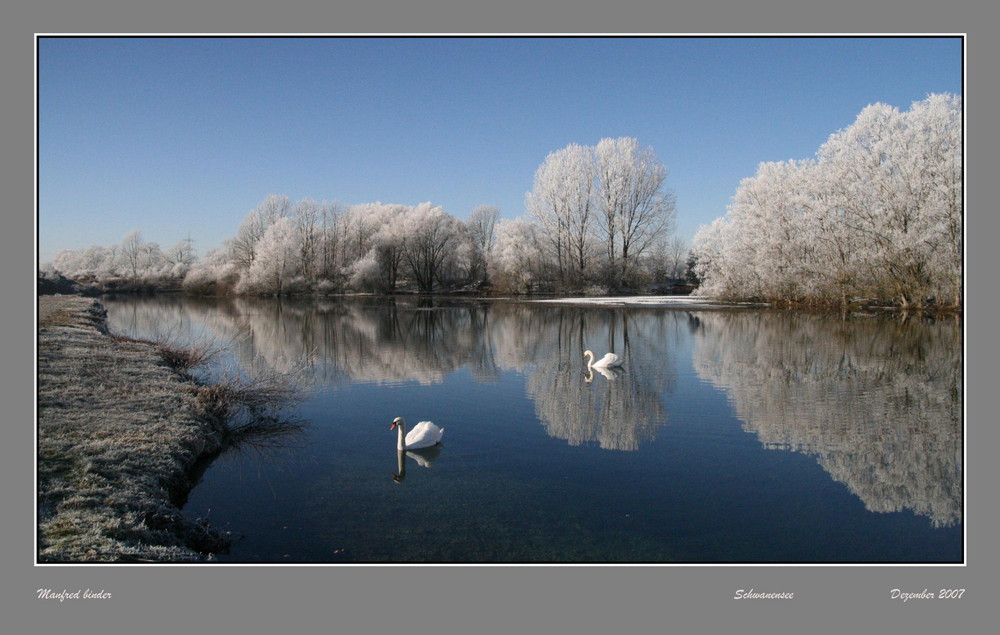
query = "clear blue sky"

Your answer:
(37, 36), (962, 264)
